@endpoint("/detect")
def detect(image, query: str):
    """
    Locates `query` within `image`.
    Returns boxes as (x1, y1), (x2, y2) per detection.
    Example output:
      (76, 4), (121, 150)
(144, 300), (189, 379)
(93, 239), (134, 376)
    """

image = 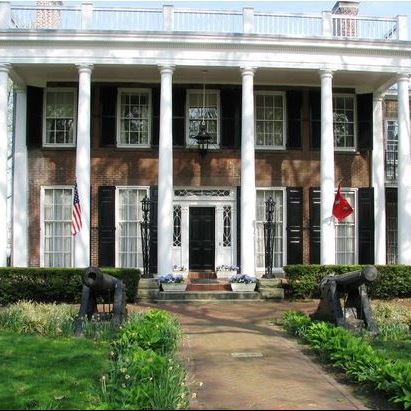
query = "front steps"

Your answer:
(137, 271), (285, 303)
